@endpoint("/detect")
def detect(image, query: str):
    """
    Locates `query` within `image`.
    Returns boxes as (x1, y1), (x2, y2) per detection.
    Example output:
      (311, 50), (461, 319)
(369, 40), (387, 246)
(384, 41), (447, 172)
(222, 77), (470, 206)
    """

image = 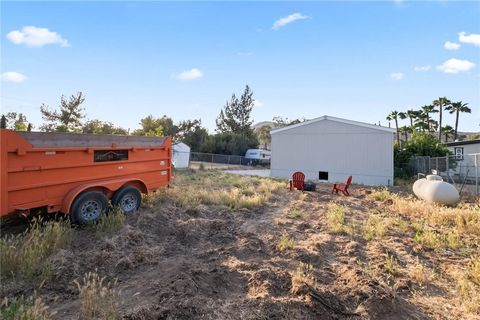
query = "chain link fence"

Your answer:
(412, 153), (479, 196)
(173, 151), (270, 170)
